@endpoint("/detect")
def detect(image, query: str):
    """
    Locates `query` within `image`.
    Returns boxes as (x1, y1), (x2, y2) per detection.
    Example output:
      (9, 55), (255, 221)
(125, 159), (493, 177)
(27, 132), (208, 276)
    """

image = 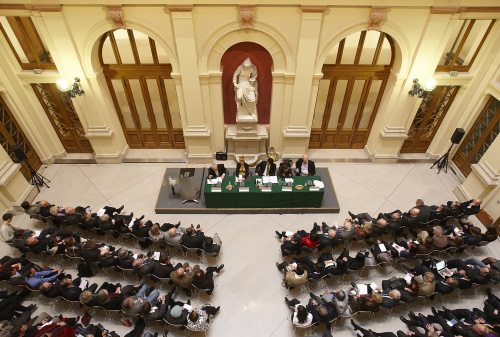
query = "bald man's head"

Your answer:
(168, 228), (176, 237)
(176, 268), (185, 276)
